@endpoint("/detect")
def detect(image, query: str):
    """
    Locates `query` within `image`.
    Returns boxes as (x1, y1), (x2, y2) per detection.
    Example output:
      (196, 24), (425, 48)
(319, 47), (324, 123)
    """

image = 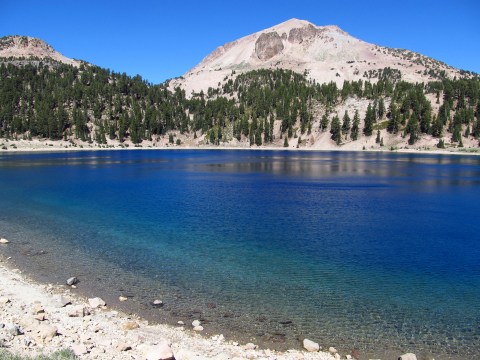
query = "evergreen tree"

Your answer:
(283, 137), (289, 147)
(330, 115), (341, 144)
(363, 104), (374, 136)
(342, 111), (351, 136)
(351, 110), (360, 140)
(320, 114), (329, 132)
